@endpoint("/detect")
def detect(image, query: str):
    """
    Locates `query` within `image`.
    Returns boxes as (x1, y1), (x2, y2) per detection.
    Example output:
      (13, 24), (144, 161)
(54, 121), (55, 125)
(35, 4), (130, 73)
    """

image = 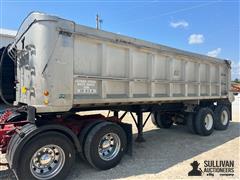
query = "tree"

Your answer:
(234, 78), (240, 83)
